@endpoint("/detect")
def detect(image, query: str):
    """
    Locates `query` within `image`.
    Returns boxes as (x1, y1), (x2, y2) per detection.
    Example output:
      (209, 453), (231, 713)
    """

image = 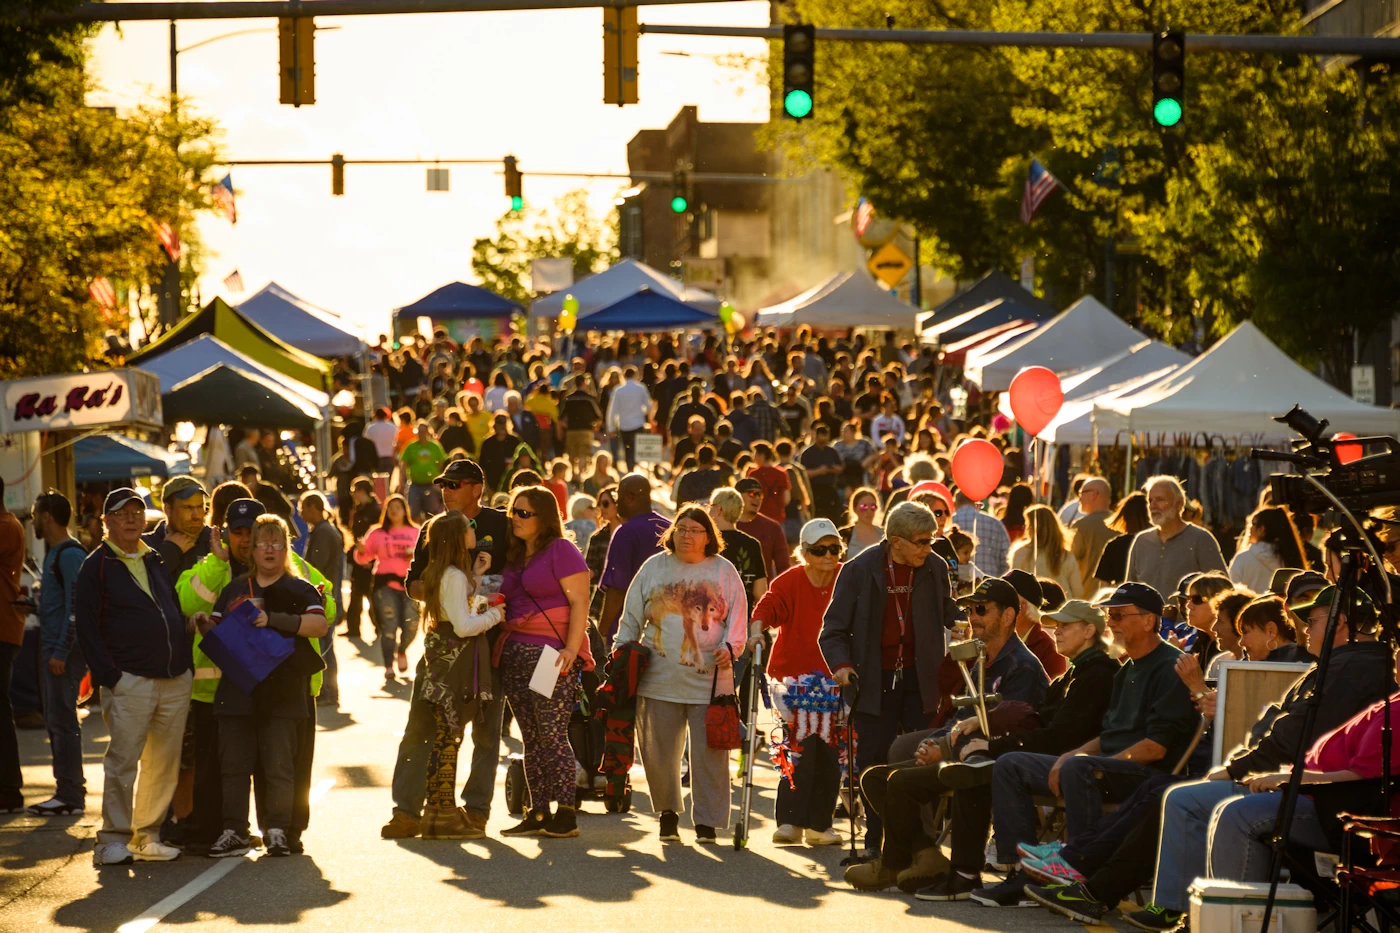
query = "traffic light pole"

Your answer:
(47, 0), (748, 20)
